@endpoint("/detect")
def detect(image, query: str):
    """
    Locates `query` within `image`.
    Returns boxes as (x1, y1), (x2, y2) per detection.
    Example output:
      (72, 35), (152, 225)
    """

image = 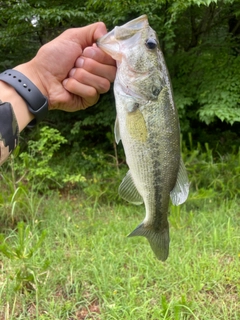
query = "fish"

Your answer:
(97, 15), (189, 261)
